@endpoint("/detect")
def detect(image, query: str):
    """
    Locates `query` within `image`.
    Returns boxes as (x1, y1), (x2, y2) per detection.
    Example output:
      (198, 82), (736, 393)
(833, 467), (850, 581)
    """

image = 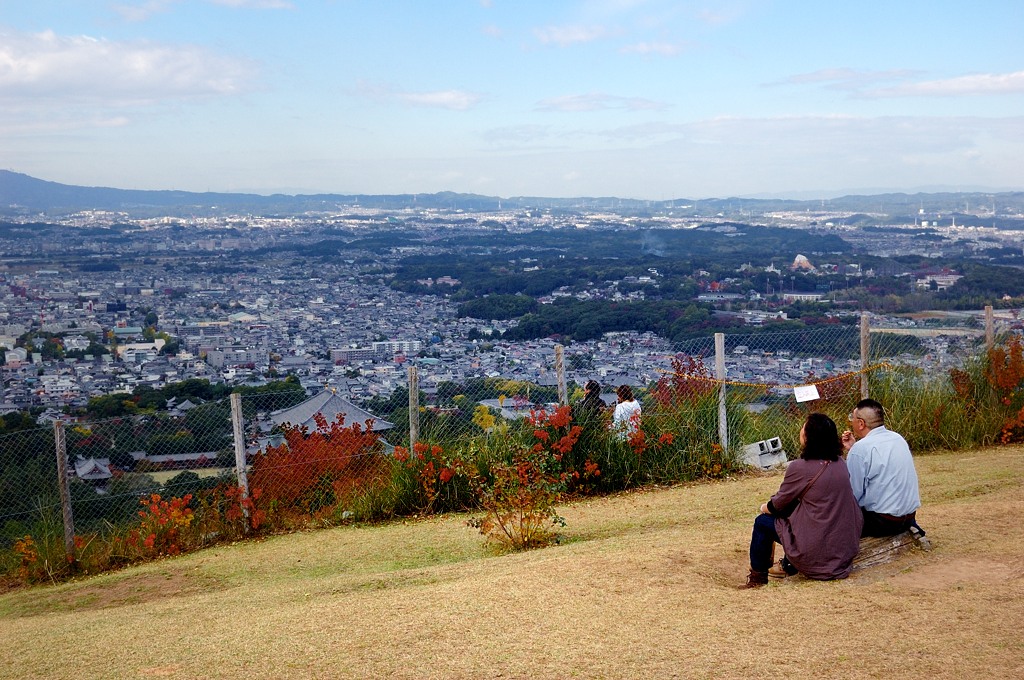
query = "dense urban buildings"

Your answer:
(1, 196), (1022, 416)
